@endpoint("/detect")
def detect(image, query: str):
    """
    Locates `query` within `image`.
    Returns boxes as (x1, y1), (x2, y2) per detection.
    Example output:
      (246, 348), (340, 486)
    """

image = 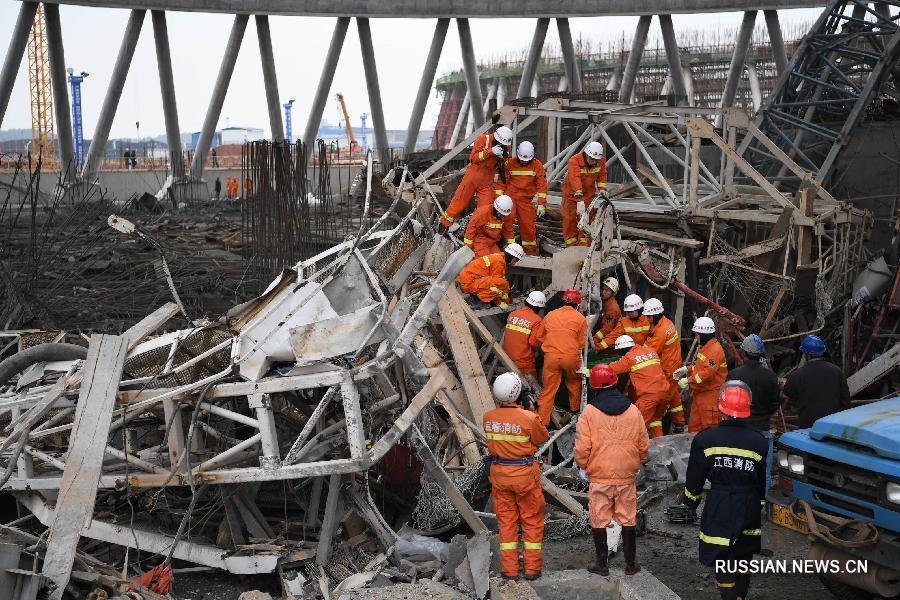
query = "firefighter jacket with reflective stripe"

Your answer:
(690, 338), (728, 391)
(470, 133), (503, 171)
(595, 314), (651, 349)
(463, 204), (515, 250)
(496, 157), (548, 204)
(483, 405), (549, 480)
(530, 305), (587, 358)
(503, 307), (542, 374)
(598, 297), (621, 340)
(456, 253), (509, 300)
(645, 316), (682, 376)
(681, 419), (768, 565)
(562, 152), (608, 200)
(608, 345), (670, 398)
